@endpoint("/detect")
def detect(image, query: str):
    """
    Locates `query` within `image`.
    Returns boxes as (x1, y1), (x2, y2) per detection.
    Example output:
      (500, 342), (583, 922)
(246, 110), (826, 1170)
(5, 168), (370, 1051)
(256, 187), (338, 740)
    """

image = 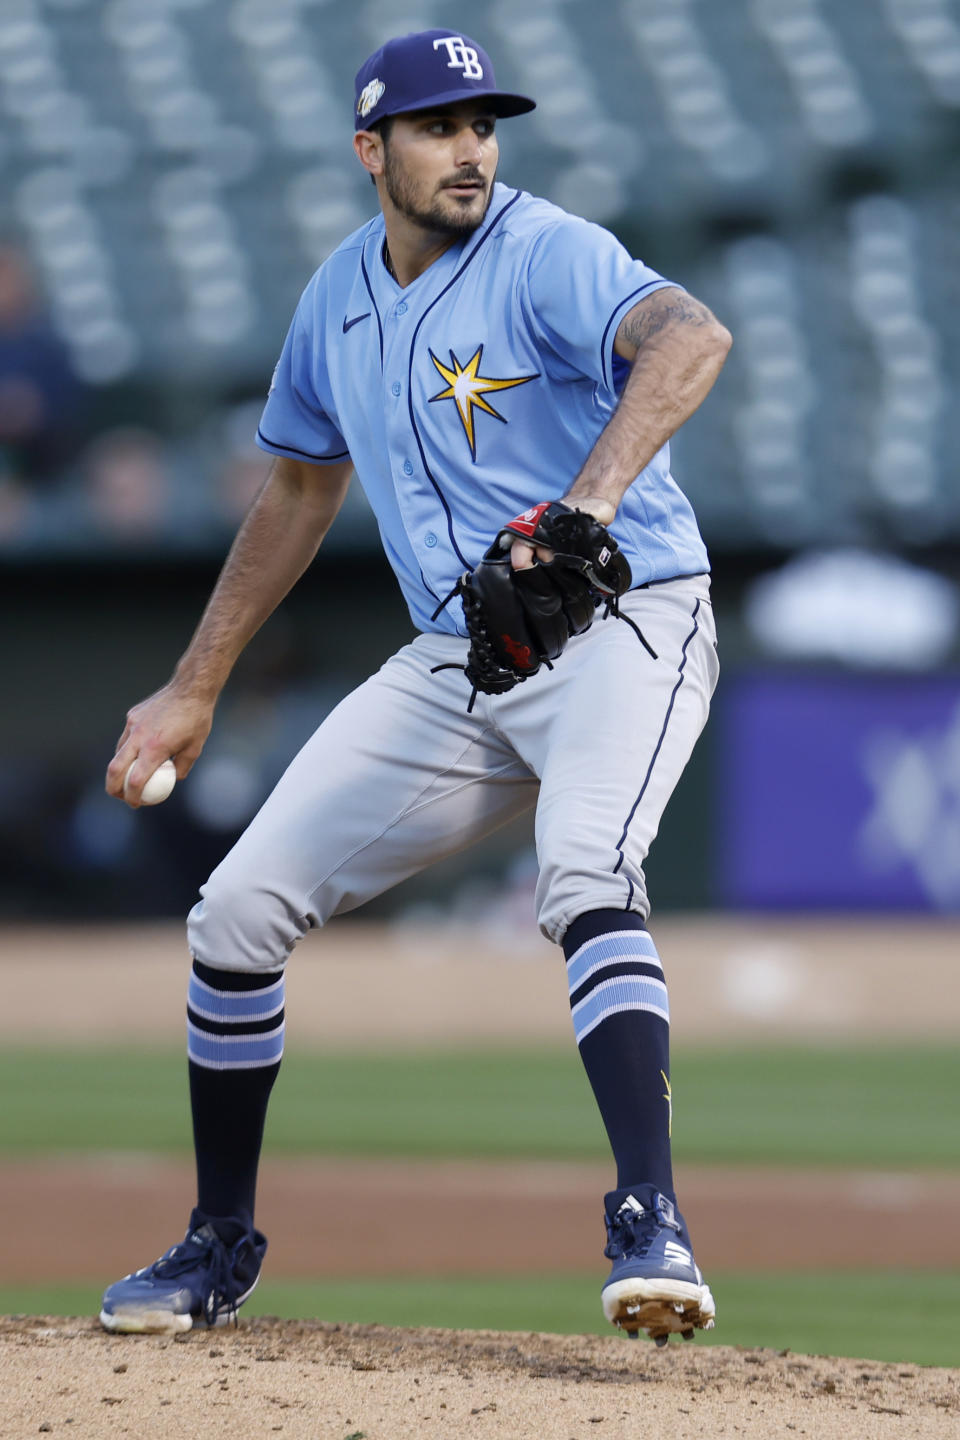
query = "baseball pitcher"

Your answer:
(102, 29), (731, 1346)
